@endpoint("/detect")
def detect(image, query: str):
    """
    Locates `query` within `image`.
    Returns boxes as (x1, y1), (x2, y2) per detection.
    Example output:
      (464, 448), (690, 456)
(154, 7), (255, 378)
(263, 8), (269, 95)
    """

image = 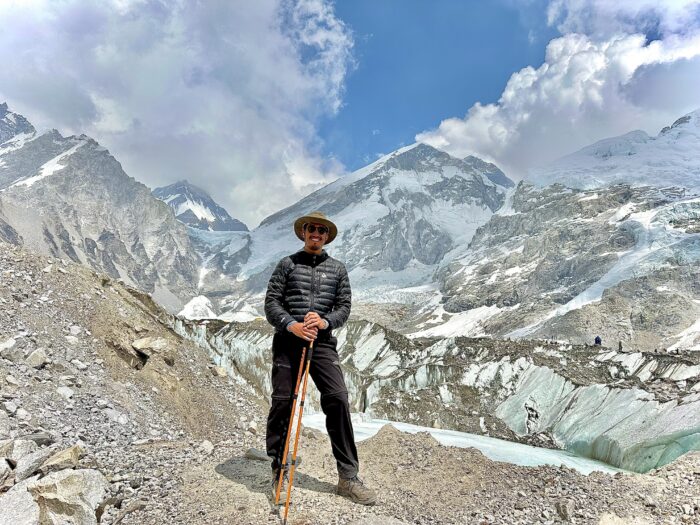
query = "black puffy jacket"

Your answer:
(264, 249), (351, 333)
